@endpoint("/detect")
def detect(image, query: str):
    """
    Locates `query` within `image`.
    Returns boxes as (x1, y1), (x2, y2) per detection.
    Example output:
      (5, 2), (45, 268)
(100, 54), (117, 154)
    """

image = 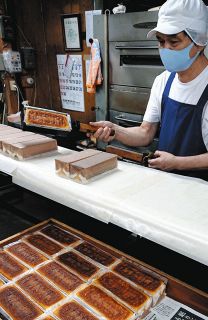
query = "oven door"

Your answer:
(109, 41), (164, 88)
(109, 85), (150, 115)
